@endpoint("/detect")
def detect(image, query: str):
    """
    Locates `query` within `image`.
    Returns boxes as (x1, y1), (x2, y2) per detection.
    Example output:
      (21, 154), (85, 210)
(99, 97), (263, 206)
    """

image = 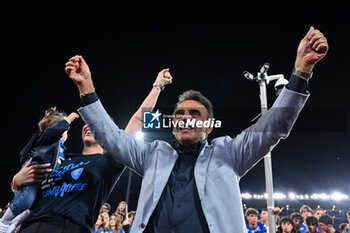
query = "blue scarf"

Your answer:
(59, 139), (66, 161)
